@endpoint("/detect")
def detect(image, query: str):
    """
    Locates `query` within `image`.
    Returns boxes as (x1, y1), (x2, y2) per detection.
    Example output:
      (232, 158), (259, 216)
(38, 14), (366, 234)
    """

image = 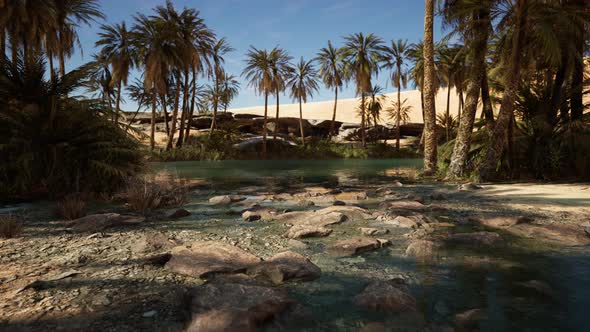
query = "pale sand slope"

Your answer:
(230, 87), (465, 124)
